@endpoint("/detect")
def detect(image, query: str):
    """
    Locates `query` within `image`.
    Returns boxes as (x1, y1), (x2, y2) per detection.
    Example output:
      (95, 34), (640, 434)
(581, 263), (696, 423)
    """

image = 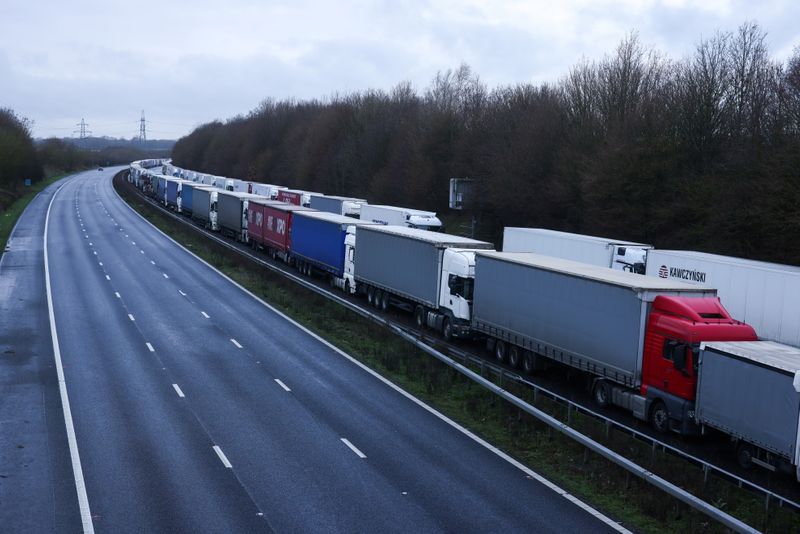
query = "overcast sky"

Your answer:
(1, 0), (798, 140)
